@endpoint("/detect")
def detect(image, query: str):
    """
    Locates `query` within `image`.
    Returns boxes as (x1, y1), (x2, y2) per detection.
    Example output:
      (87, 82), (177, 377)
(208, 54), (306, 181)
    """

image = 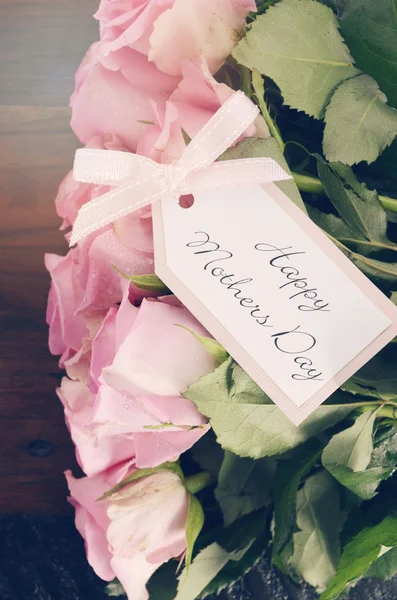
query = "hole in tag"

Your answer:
(178, 193), (195, 209)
